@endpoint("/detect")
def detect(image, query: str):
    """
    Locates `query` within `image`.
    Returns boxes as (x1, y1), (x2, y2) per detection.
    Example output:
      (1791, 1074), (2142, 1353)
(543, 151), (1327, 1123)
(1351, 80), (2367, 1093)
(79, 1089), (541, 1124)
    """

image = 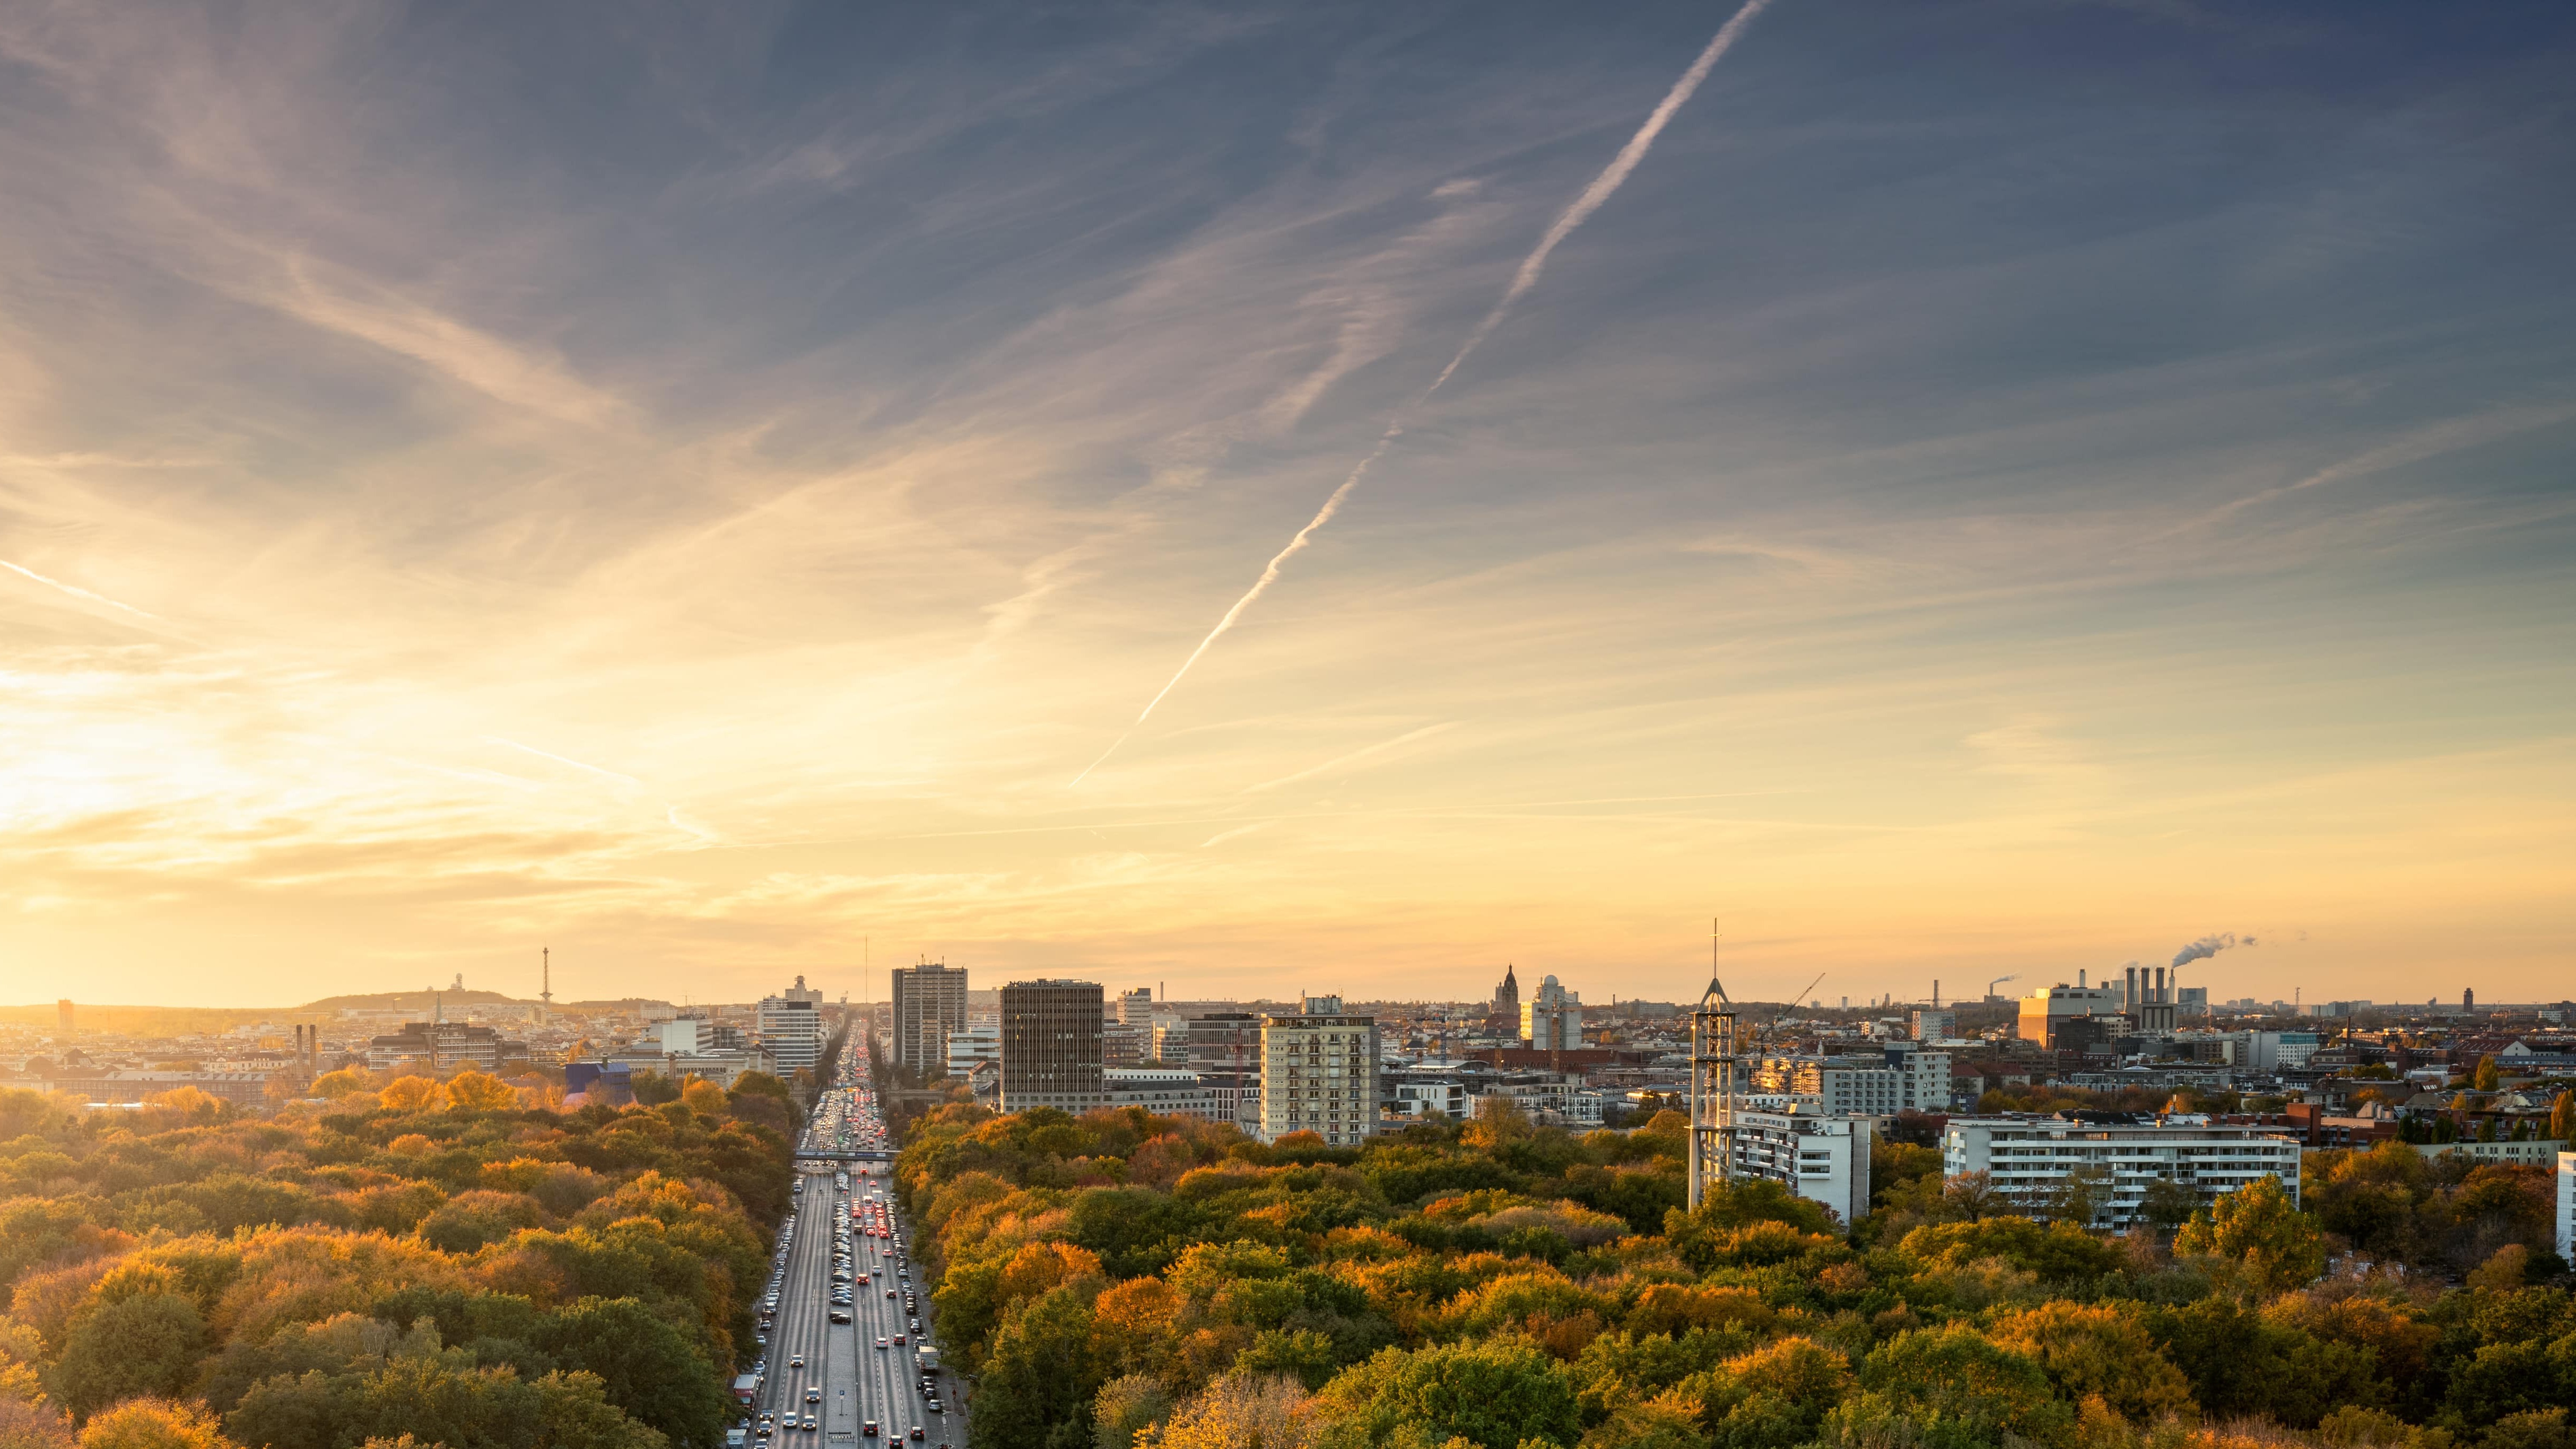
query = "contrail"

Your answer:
(0, 558), (159, 620)
(1071, 0), (1776, 786)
